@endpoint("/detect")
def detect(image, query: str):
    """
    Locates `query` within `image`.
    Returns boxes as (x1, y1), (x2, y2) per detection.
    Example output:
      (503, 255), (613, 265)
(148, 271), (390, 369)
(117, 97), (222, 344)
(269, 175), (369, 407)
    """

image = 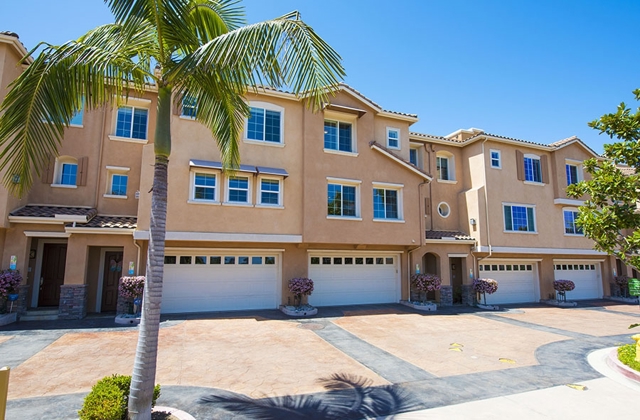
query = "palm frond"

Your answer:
(0, 22), (154, 196)
(175, 11), (345, 111)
